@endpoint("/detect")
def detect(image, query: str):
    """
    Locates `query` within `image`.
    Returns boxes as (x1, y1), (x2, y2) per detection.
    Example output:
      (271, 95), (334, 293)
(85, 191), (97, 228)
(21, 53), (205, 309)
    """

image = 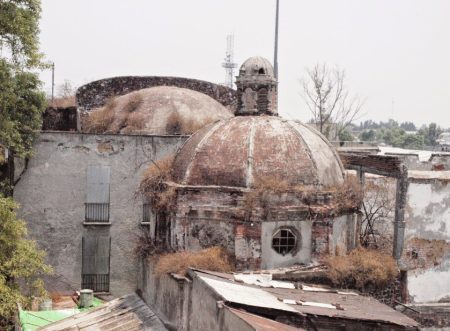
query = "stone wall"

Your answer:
(42, 107), (78, 131)
(76, 76), (237, 111)
(13, 132), (188, 296)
